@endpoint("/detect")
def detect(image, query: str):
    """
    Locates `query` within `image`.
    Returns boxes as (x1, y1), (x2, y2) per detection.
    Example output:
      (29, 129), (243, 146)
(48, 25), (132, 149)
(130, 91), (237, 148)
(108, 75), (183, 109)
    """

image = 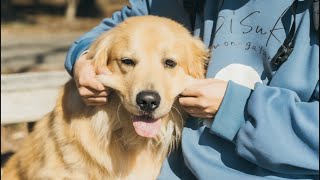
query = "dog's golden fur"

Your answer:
(3, 16), (208, 180)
